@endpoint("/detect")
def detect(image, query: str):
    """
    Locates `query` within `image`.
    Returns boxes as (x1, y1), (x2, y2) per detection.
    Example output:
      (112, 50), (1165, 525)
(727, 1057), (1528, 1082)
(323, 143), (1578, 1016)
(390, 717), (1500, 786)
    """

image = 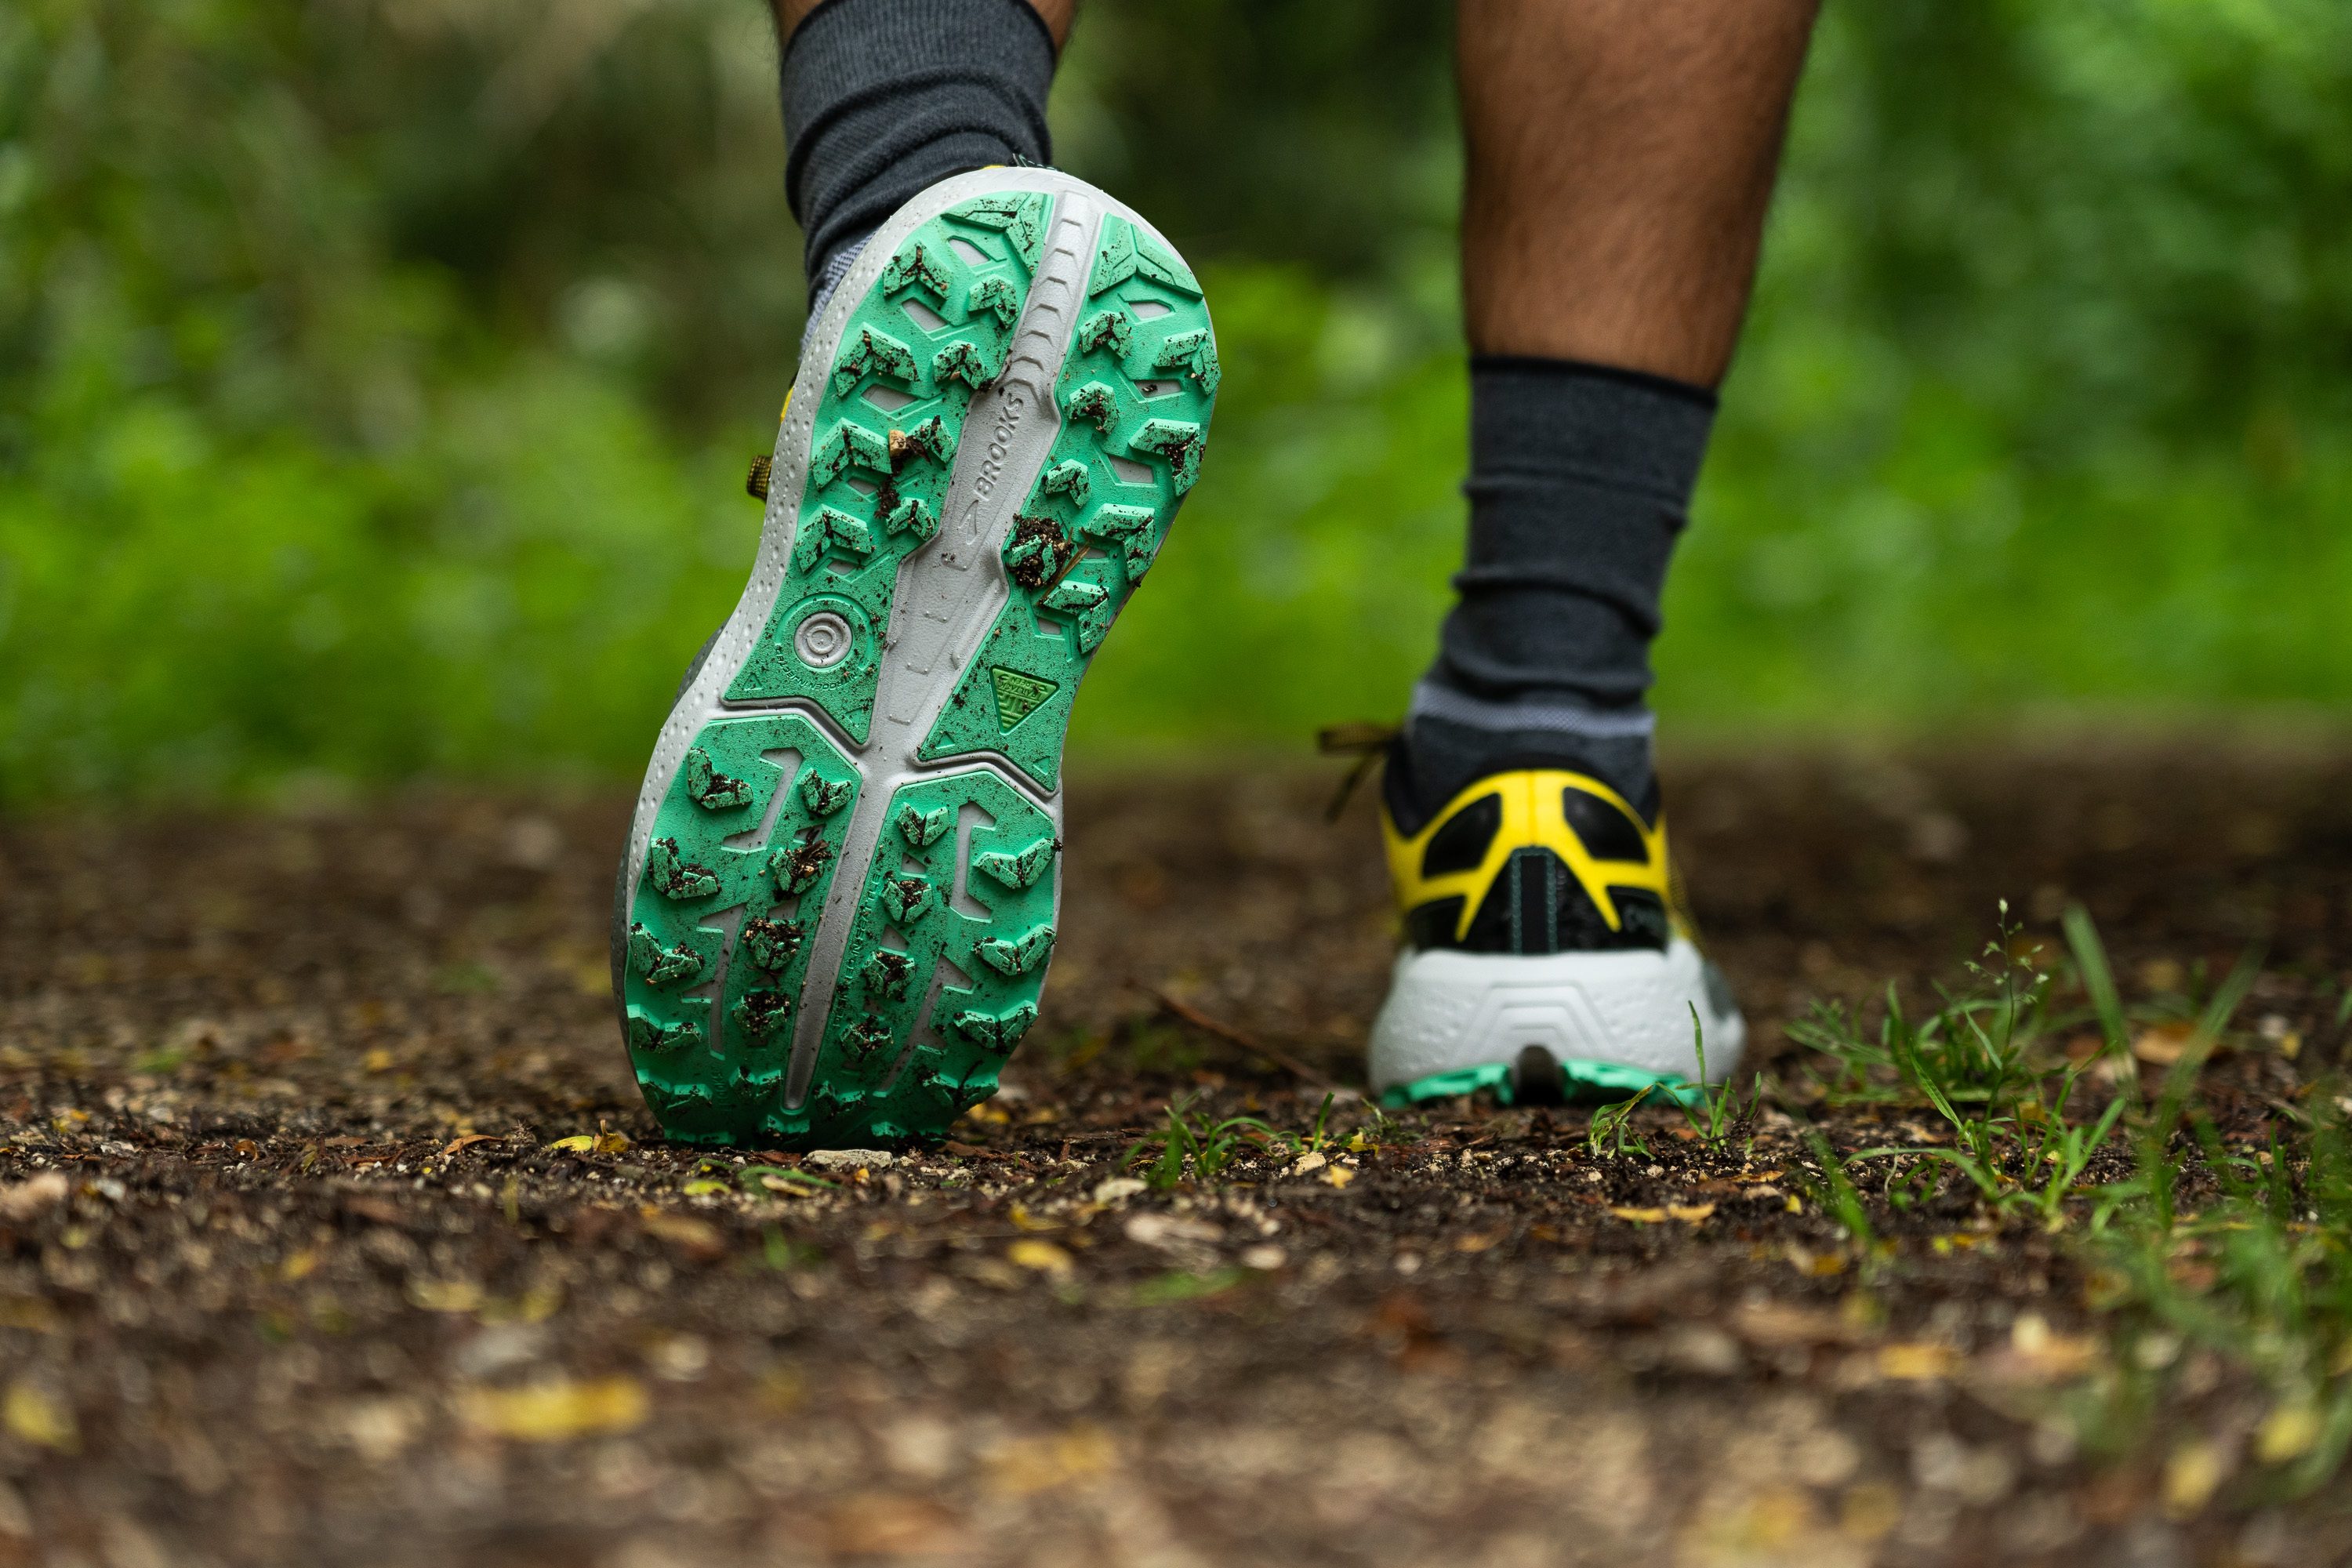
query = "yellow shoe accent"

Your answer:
(1381, 769), (1682, 949)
